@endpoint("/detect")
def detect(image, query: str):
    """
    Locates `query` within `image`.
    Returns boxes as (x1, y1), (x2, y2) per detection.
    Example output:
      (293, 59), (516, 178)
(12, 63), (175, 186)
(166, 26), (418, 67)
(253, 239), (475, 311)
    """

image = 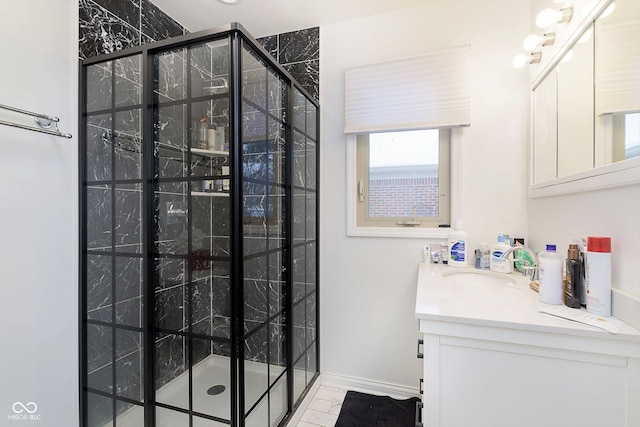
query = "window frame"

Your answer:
(346, 128), (463, 239)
